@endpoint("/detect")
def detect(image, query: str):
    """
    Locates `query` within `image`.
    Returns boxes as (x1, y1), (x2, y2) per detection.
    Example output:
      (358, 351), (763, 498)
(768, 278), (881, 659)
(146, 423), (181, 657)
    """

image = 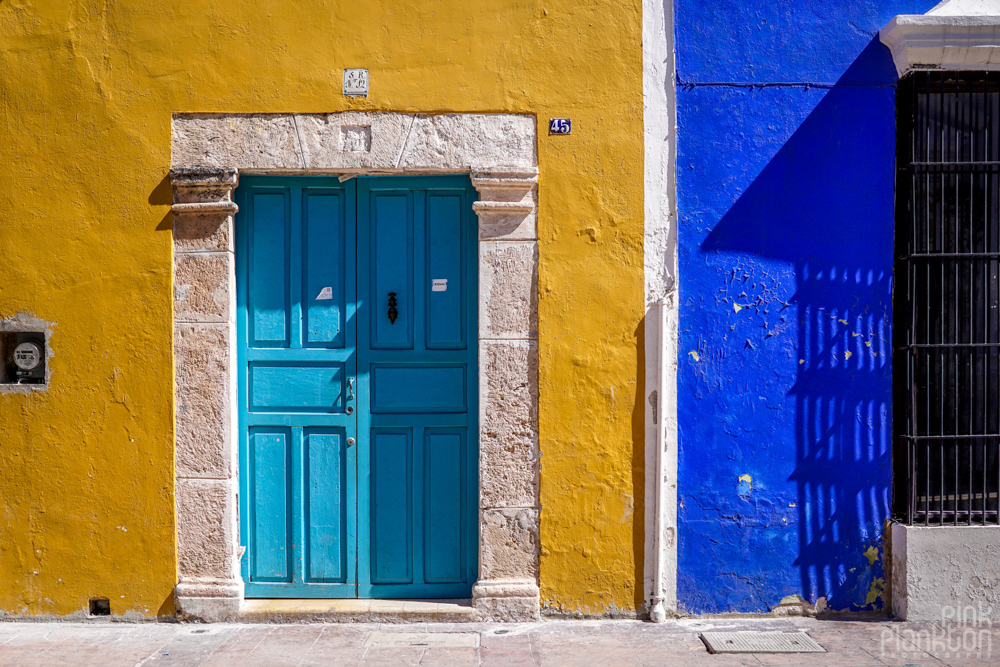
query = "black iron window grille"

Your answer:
(894, 71), (1000, 526)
